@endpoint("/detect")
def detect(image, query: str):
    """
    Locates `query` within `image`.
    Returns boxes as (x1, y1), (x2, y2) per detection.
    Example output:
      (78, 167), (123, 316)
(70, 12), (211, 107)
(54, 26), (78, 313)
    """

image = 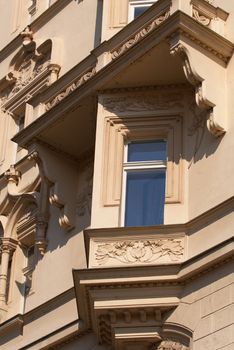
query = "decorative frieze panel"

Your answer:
(102, 90), (184, 114)
(111, 10), (170, 60)
(153, 340), (188, 350)
(95, 238), (184, 266)
(86, 227), (185, 268)
(45, 67), (96, 111)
